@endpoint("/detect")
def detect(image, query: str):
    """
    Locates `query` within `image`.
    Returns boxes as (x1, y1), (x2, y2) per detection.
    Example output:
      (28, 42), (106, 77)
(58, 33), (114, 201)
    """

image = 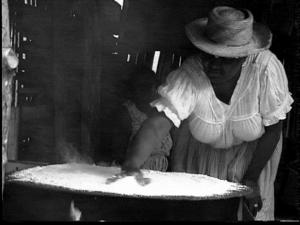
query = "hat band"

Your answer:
(206, 34), (251, 47)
